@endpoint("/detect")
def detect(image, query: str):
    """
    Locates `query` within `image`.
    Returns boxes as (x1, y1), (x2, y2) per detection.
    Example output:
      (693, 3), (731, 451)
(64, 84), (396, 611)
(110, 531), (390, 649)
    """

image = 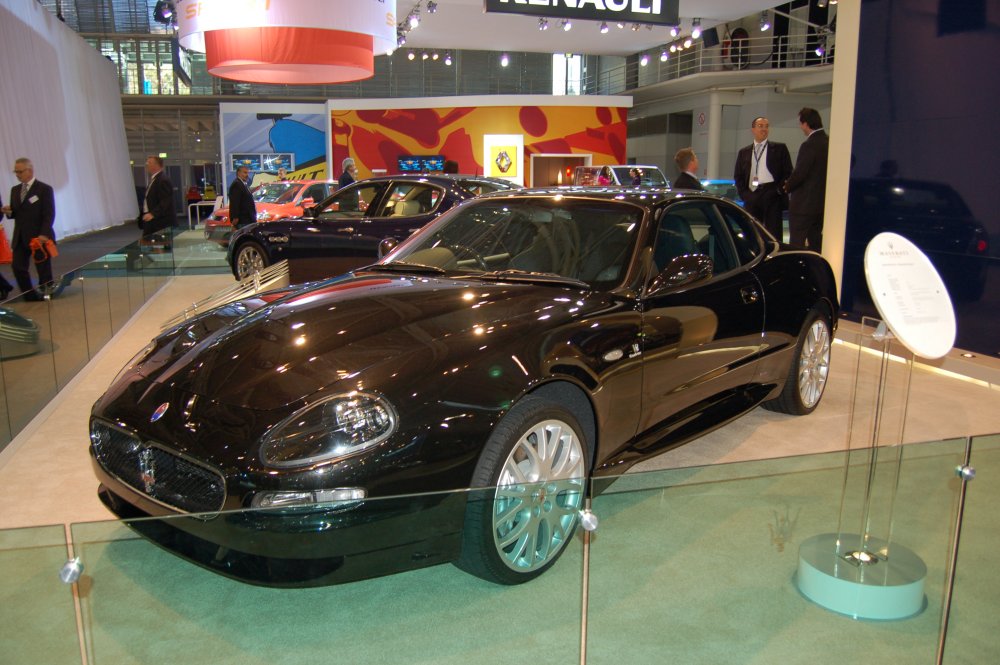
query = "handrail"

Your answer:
(160, 260), (290, 330)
